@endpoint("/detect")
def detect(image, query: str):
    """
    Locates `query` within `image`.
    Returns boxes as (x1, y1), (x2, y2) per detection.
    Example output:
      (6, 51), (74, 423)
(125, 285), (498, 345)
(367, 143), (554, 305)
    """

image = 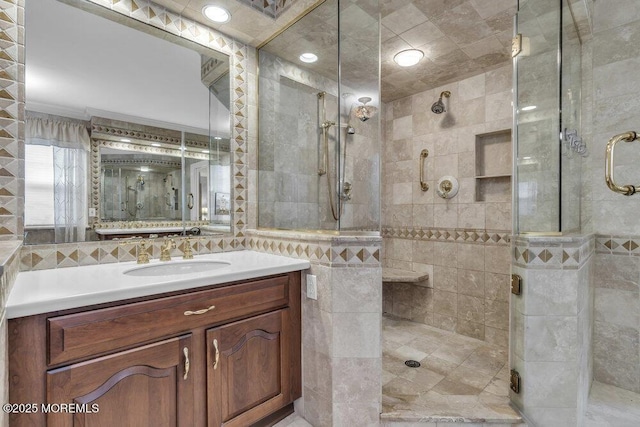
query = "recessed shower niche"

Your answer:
(475, 129), (512, 202)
